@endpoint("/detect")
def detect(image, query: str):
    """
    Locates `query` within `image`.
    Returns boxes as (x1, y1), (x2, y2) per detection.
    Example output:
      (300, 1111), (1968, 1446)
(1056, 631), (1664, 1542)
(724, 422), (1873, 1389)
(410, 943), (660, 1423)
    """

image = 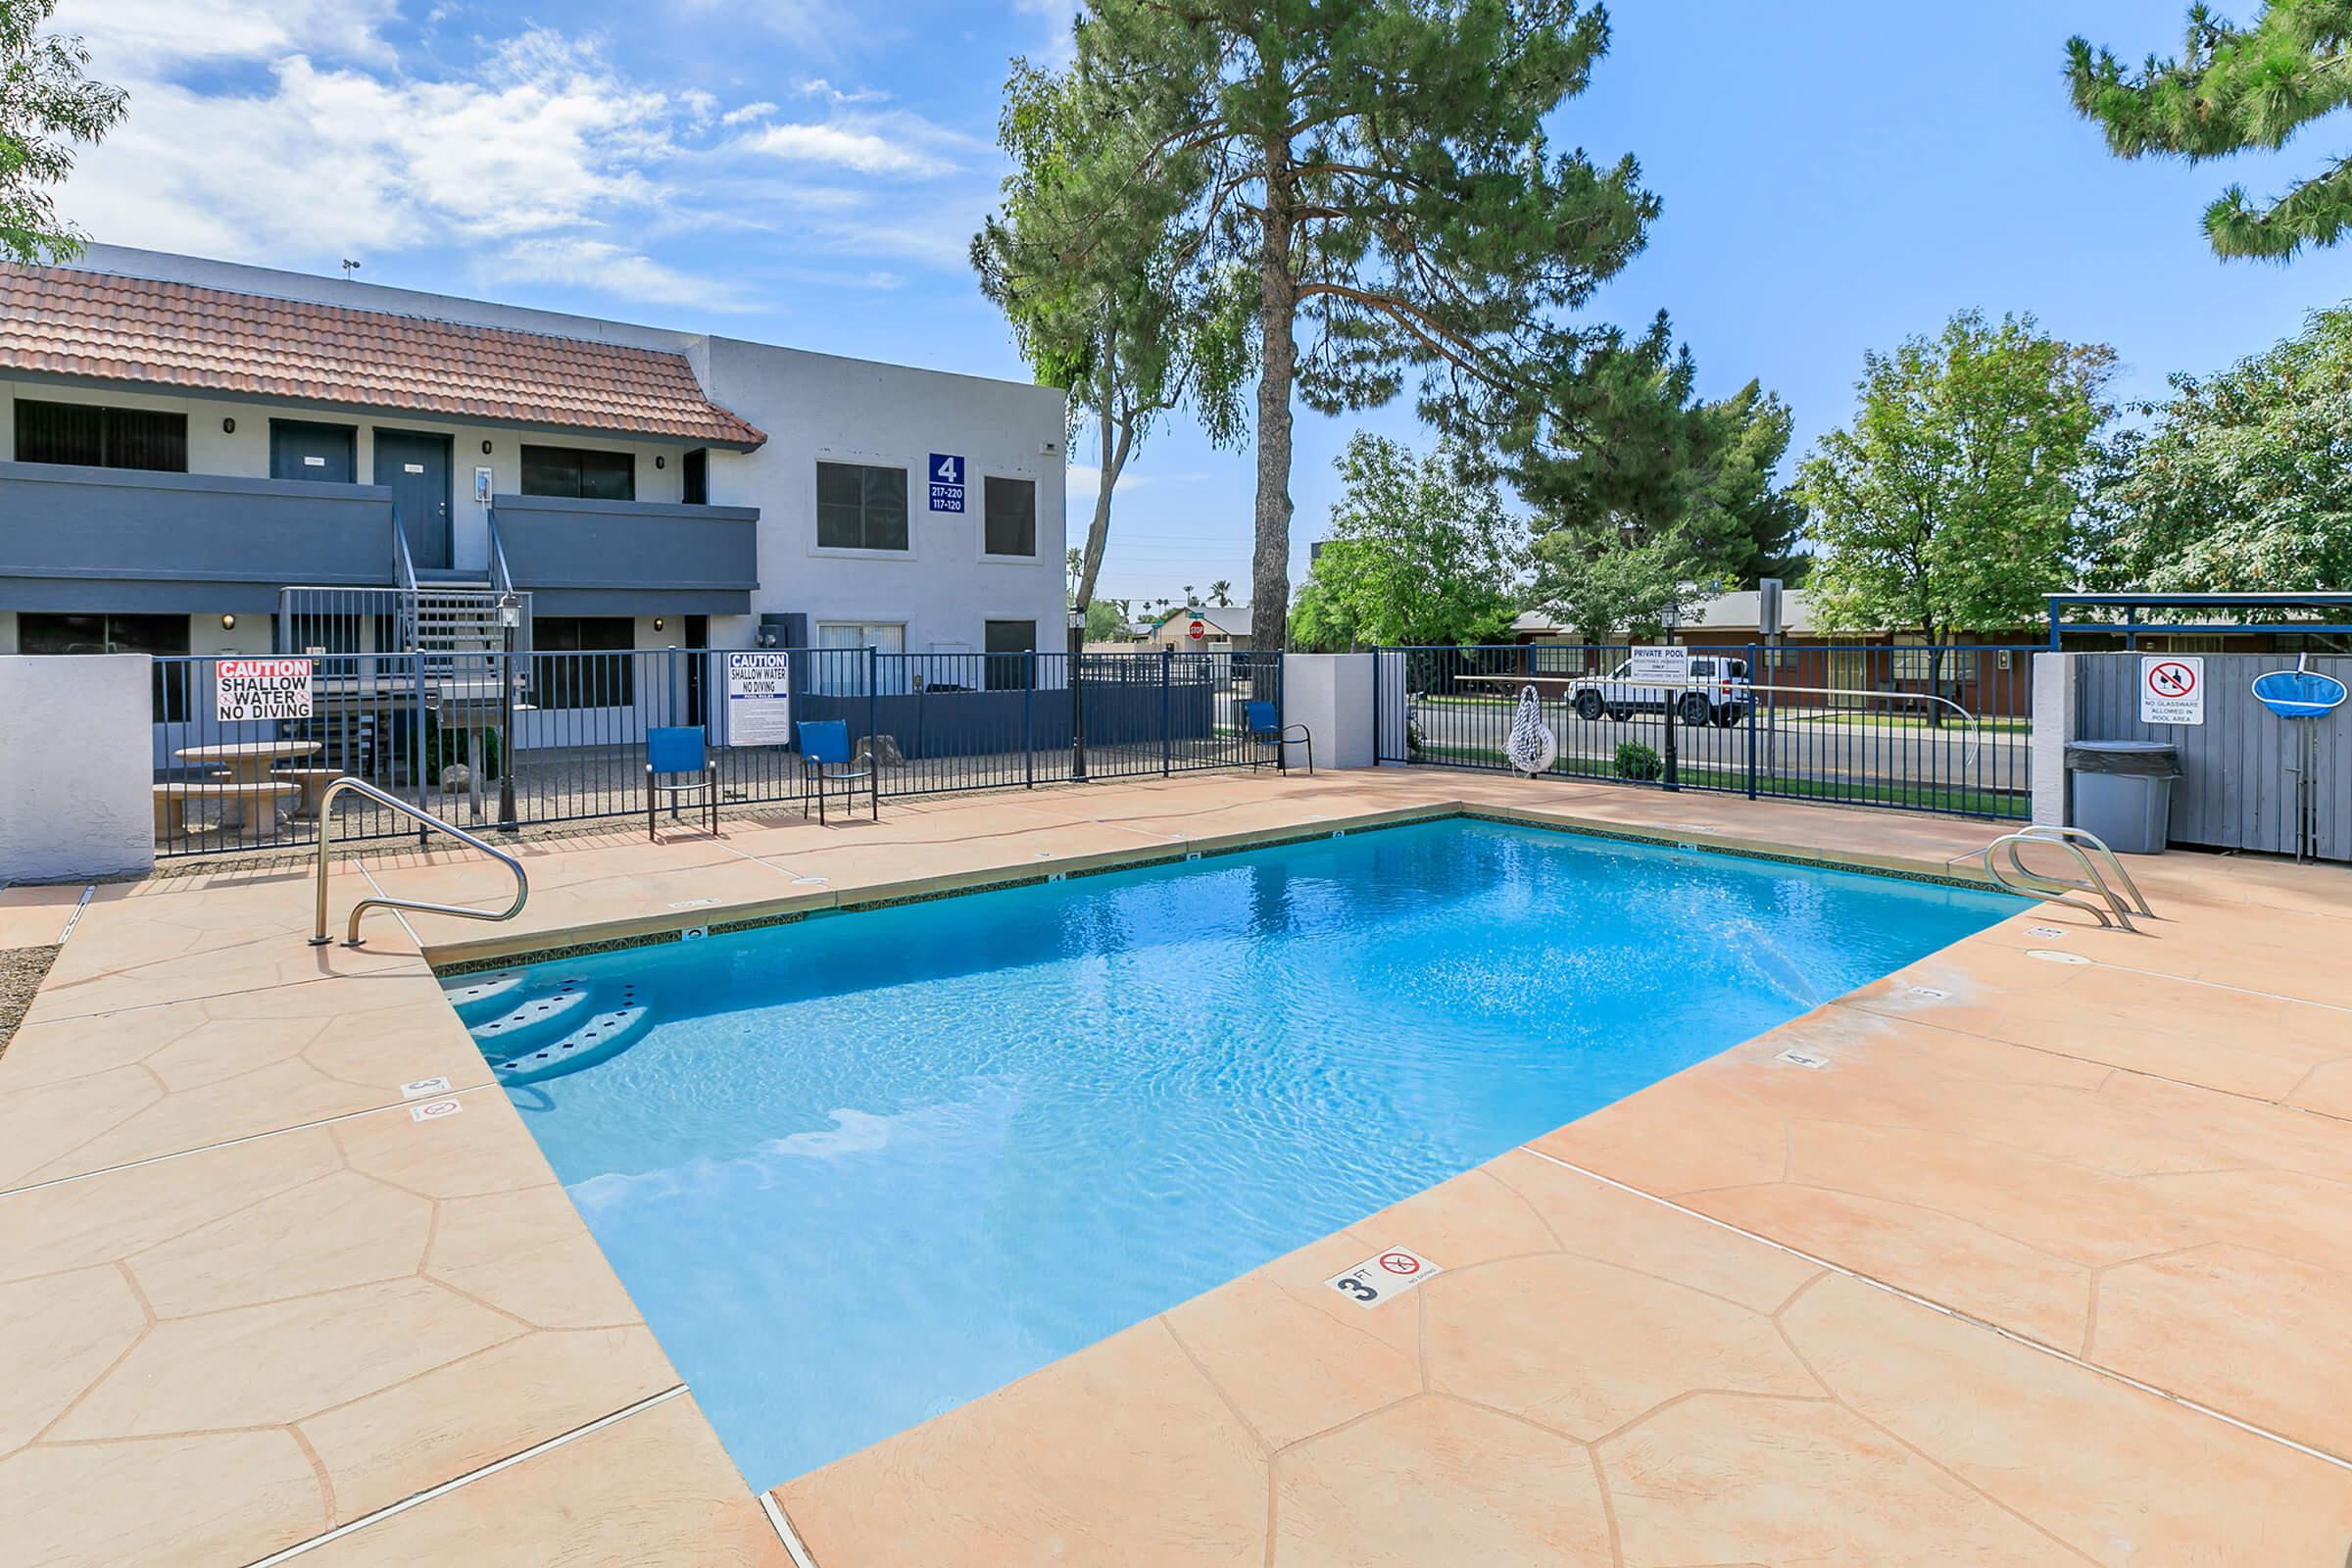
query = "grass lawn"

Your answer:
(1788, 711), (2033, 734)
(1408, 743), (2028, 819)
